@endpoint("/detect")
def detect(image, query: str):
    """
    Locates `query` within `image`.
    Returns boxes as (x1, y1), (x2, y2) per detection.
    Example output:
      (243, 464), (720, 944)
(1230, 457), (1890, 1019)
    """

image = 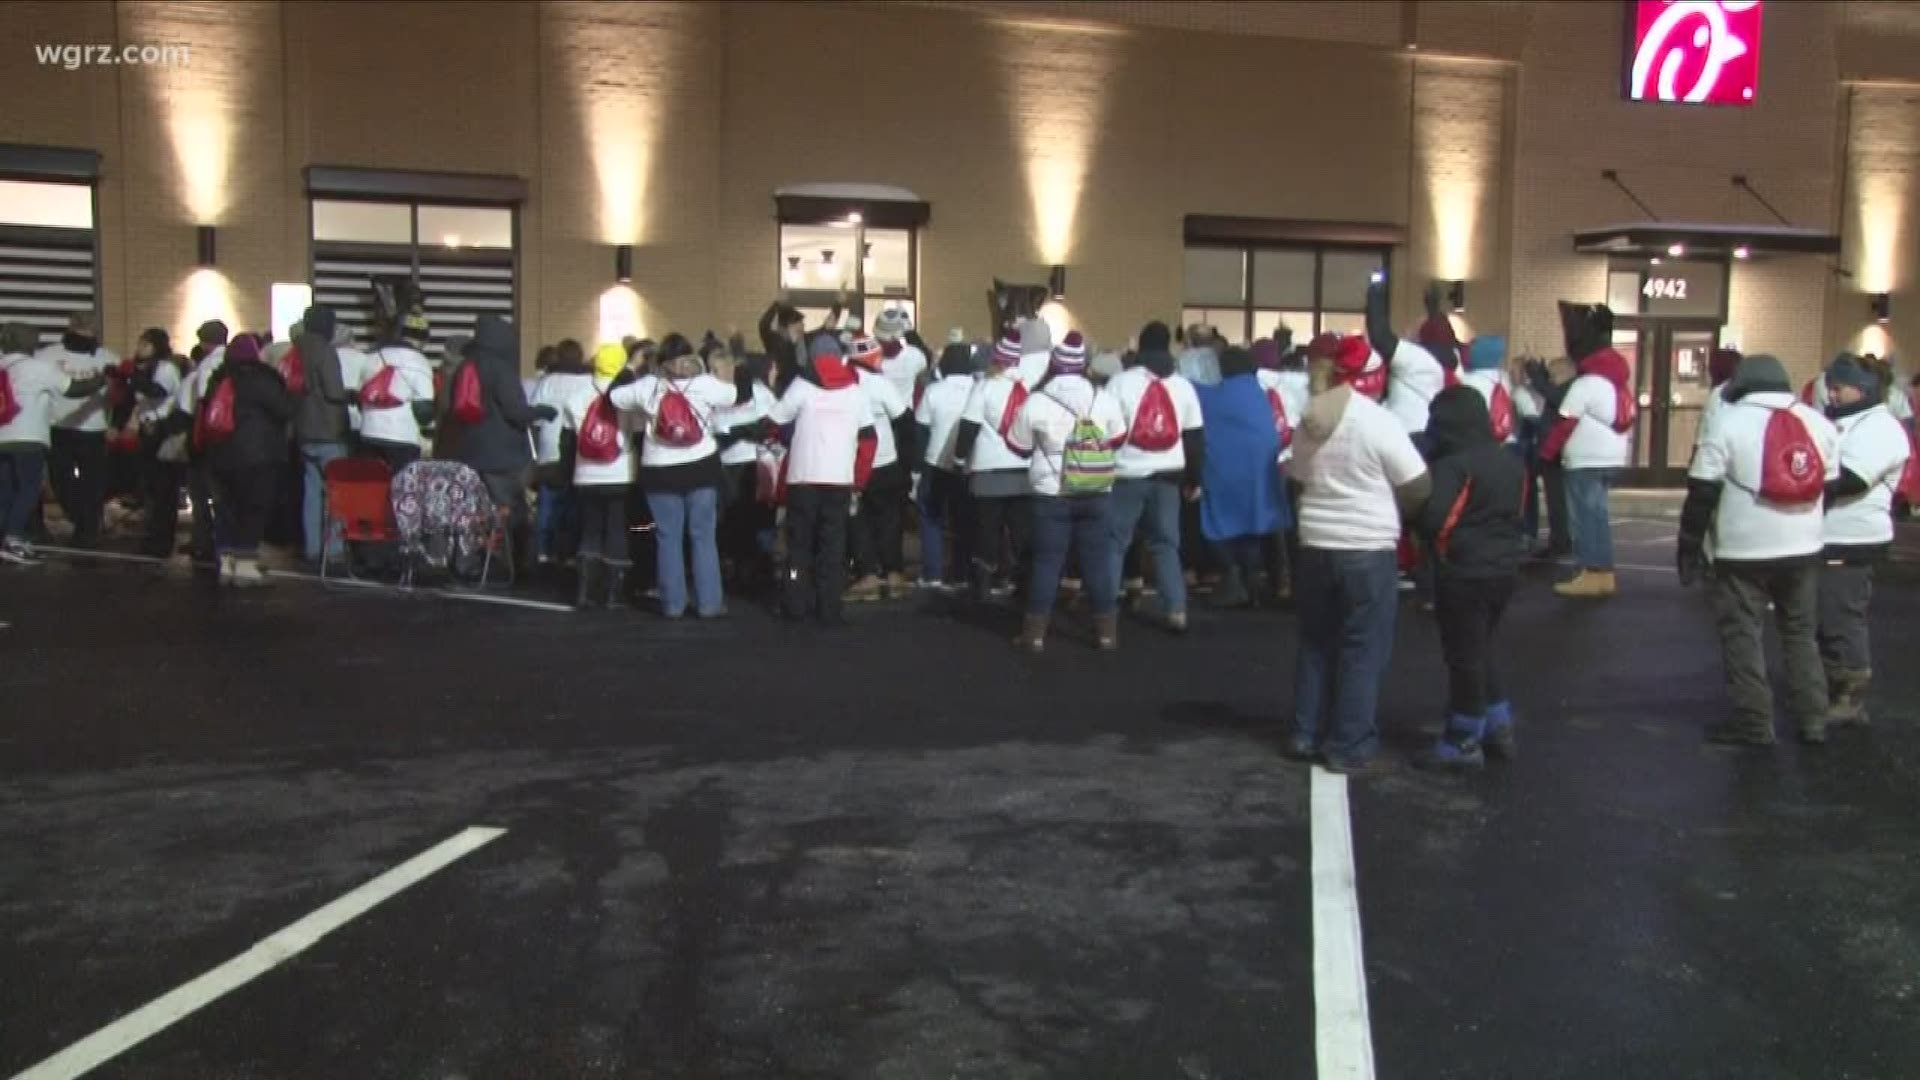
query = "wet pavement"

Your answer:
(2, 520), (1917, 1079)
